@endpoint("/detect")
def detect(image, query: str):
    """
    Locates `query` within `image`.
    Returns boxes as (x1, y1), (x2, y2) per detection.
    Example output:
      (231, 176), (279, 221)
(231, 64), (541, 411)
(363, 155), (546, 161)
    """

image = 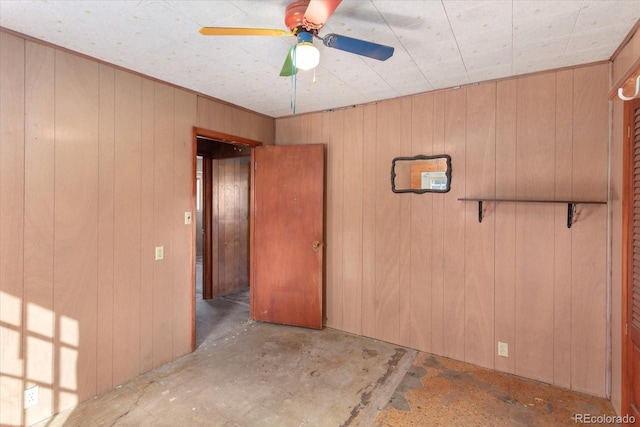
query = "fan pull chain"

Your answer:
(290, 48), (297, 115)
(290, 73), (297, 115)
